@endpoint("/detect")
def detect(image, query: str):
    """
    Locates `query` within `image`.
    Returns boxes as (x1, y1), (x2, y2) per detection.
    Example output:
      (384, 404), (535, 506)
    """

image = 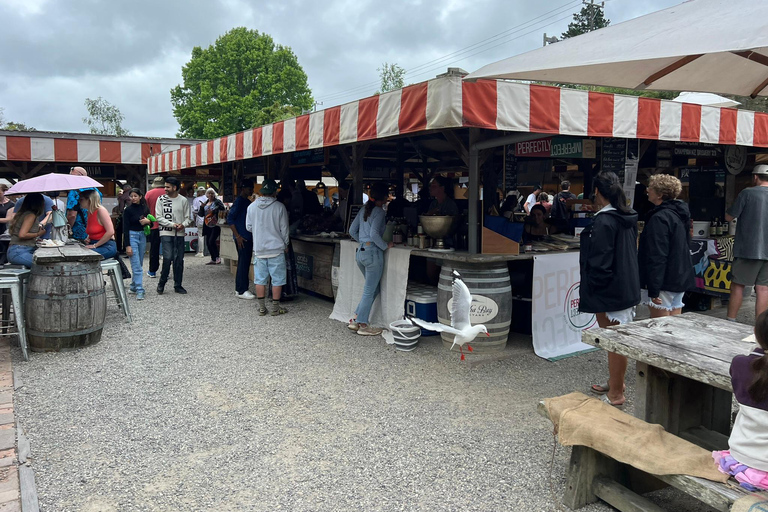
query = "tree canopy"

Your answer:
(561, 3), (610, 39)
(82, 97), (131, 136)
(0, 108), (36, 131)
(171, 27), (314, 139)
(376, 62), (405, 95)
